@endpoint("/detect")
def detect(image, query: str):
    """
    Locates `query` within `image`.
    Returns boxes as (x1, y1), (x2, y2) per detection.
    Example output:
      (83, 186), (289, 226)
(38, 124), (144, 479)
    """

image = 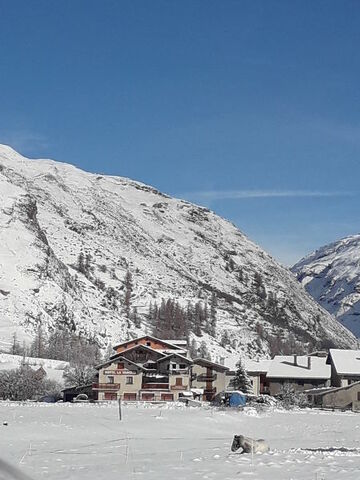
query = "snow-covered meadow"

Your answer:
(0, 403), (359, 480)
